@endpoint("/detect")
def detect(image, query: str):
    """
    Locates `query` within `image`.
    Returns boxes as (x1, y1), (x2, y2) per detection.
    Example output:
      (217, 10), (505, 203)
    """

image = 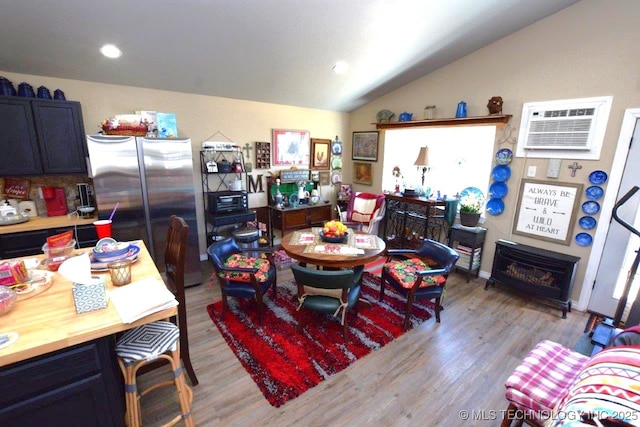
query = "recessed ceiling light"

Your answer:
(100, 44), (122, 59)
(332, 62), (348, 74)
